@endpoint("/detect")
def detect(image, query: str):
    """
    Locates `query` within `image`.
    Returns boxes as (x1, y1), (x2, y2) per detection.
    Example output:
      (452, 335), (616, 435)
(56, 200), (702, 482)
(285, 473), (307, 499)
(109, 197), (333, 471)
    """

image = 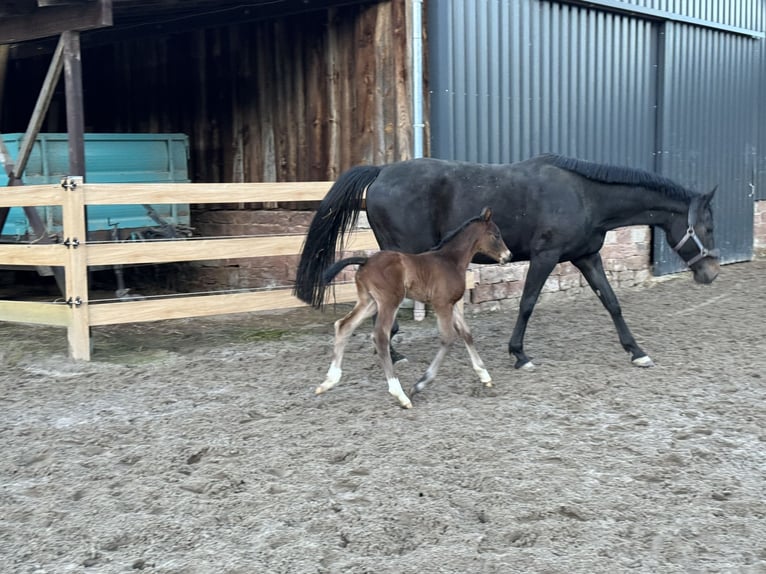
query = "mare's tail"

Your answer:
(294, 165), (382, 307)
(321, 256), (369, 285)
